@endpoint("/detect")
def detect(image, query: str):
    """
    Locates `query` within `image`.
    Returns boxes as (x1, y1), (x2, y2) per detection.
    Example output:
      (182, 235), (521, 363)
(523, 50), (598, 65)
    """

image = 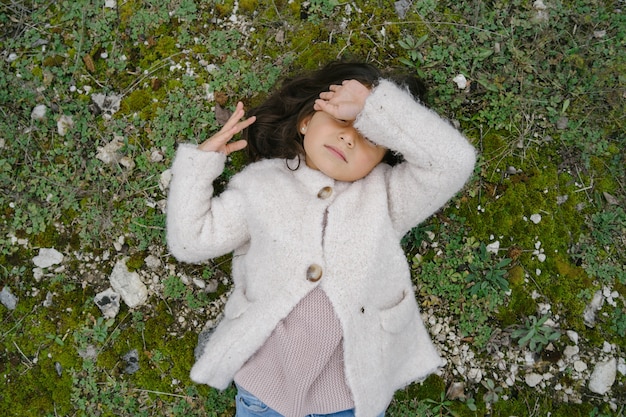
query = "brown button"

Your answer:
(317, 187), (333, 199)
(306, 264), (323, 282)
